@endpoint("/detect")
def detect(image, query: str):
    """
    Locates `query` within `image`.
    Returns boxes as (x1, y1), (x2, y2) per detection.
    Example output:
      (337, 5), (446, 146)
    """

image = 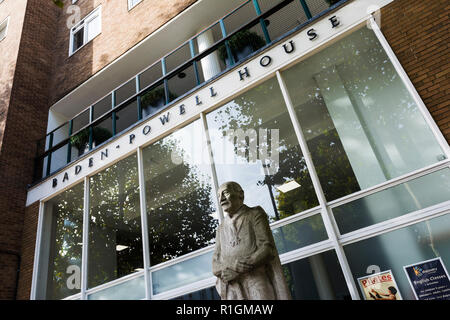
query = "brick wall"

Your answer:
(49, 0), (198, 106)
(0, 0), (60, 300)
(16, 202), (39, 300)
(380, 0), (450, 143)
(0, 0), (27, 154)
